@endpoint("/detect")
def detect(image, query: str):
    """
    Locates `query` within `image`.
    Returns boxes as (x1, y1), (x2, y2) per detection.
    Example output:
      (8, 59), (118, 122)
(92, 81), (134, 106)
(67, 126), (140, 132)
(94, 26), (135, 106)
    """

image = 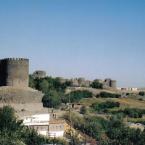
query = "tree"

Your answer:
(90, 81), (103, 89)
(91, 101), (120, 112)
(42, 90), (61, 108)
(29, 75), (35, 88)
(99, 92), (120, 98)
(0, 106), (25, 145)
(0, 105), (22, 132)
(63, 90), (93, 103)
(0, 106), (67, 145)
(0, 134), (26, 145)
(39, 79), (49, 93)
(139, 91), (145, 96)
